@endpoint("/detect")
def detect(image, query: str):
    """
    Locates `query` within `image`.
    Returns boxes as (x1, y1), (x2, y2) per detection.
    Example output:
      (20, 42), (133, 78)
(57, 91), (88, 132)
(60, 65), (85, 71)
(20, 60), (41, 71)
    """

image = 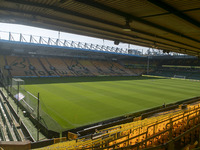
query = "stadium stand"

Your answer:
(38, 98), (200, 150)
(0, 55), (5, 70)
(38, 57), (59, 76)
(1, 0), (200, 149)
(1, 55), (138, 77)
(28, 57), (49, 77)
(6, 56), (36, 77)
(46, 57), (69, 76)
(0, 55), (10, 77)
(110, 61), (135, 76)
(63, 58), (92, 76)
(4, 55), (200, 80)
(92, 60), (116, 76)
(150, 58), (200, 80)
(121, 60), (148, 75)
(78, 59), (99, 76)
(2, 54), (200, 150)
